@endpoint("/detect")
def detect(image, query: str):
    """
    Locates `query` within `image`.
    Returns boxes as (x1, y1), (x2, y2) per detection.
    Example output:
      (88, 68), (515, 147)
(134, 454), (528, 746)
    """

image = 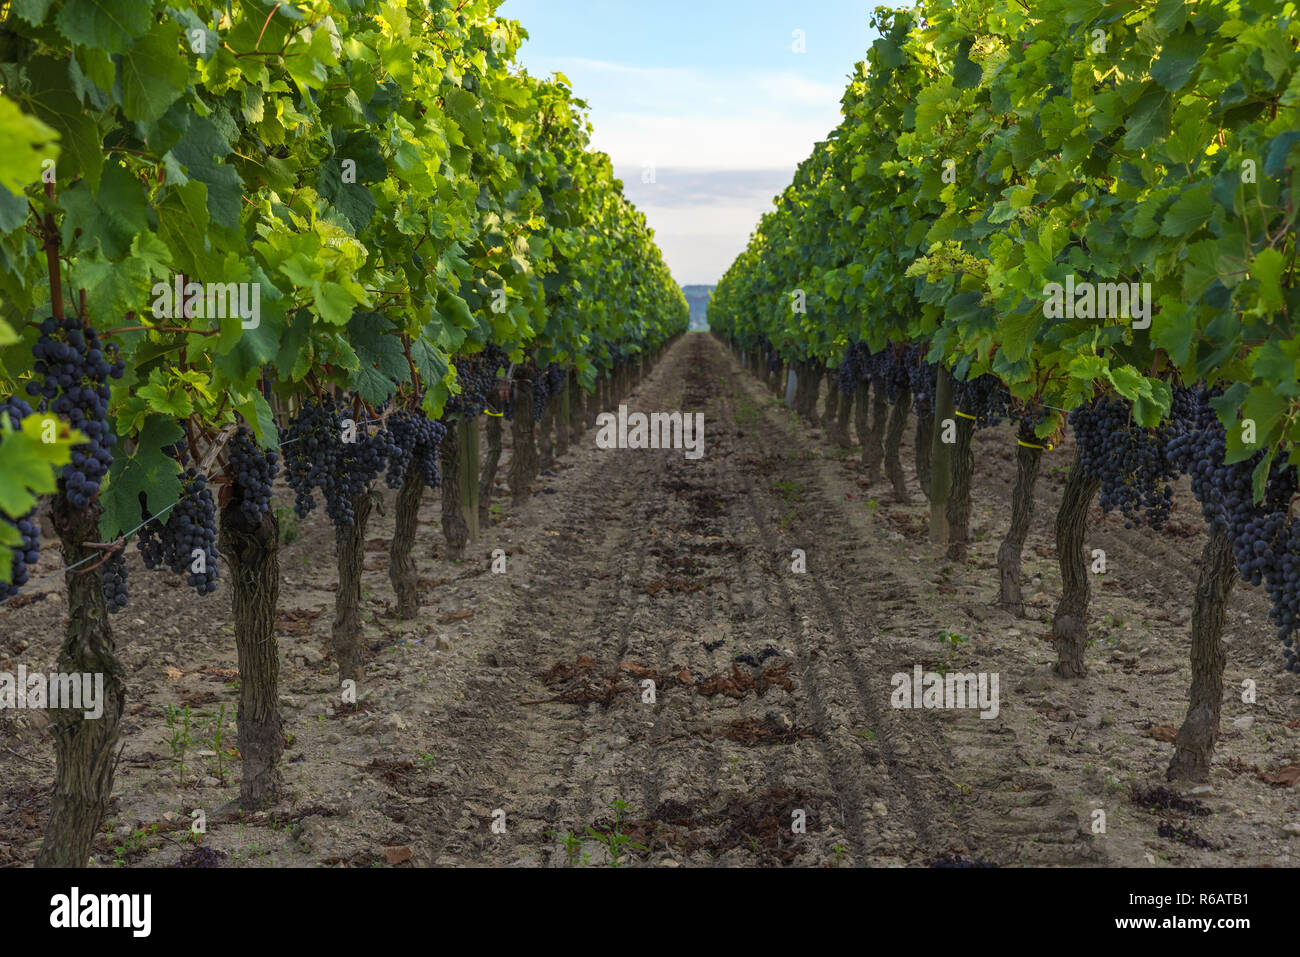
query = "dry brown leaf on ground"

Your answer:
(1146, 725), (1178, 743)
(1256, 765), (1300, 788)
(382, 846), (413, 864)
